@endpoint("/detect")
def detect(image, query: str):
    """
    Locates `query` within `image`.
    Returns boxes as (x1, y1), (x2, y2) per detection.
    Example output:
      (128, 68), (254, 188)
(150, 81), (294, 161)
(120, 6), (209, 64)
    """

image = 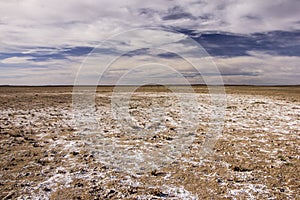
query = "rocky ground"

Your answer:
(0, 86), (299, 199)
